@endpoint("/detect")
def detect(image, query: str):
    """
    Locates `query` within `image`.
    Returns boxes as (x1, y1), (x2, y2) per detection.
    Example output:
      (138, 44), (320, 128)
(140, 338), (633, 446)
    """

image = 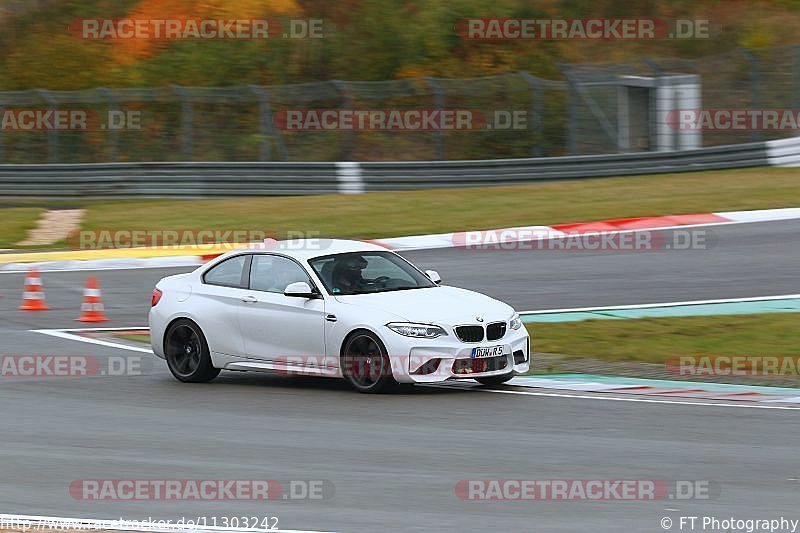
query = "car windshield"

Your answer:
(309, 251), (436, 295)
